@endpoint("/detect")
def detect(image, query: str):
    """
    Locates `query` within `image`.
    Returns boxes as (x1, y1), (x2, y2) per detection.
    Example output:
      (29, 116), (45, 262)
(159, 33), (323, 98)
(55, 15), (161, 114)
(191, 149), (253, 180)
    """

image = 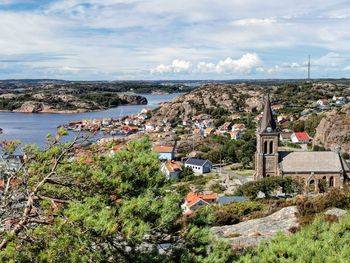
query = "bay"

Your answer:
(0, 93), (181, 148)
